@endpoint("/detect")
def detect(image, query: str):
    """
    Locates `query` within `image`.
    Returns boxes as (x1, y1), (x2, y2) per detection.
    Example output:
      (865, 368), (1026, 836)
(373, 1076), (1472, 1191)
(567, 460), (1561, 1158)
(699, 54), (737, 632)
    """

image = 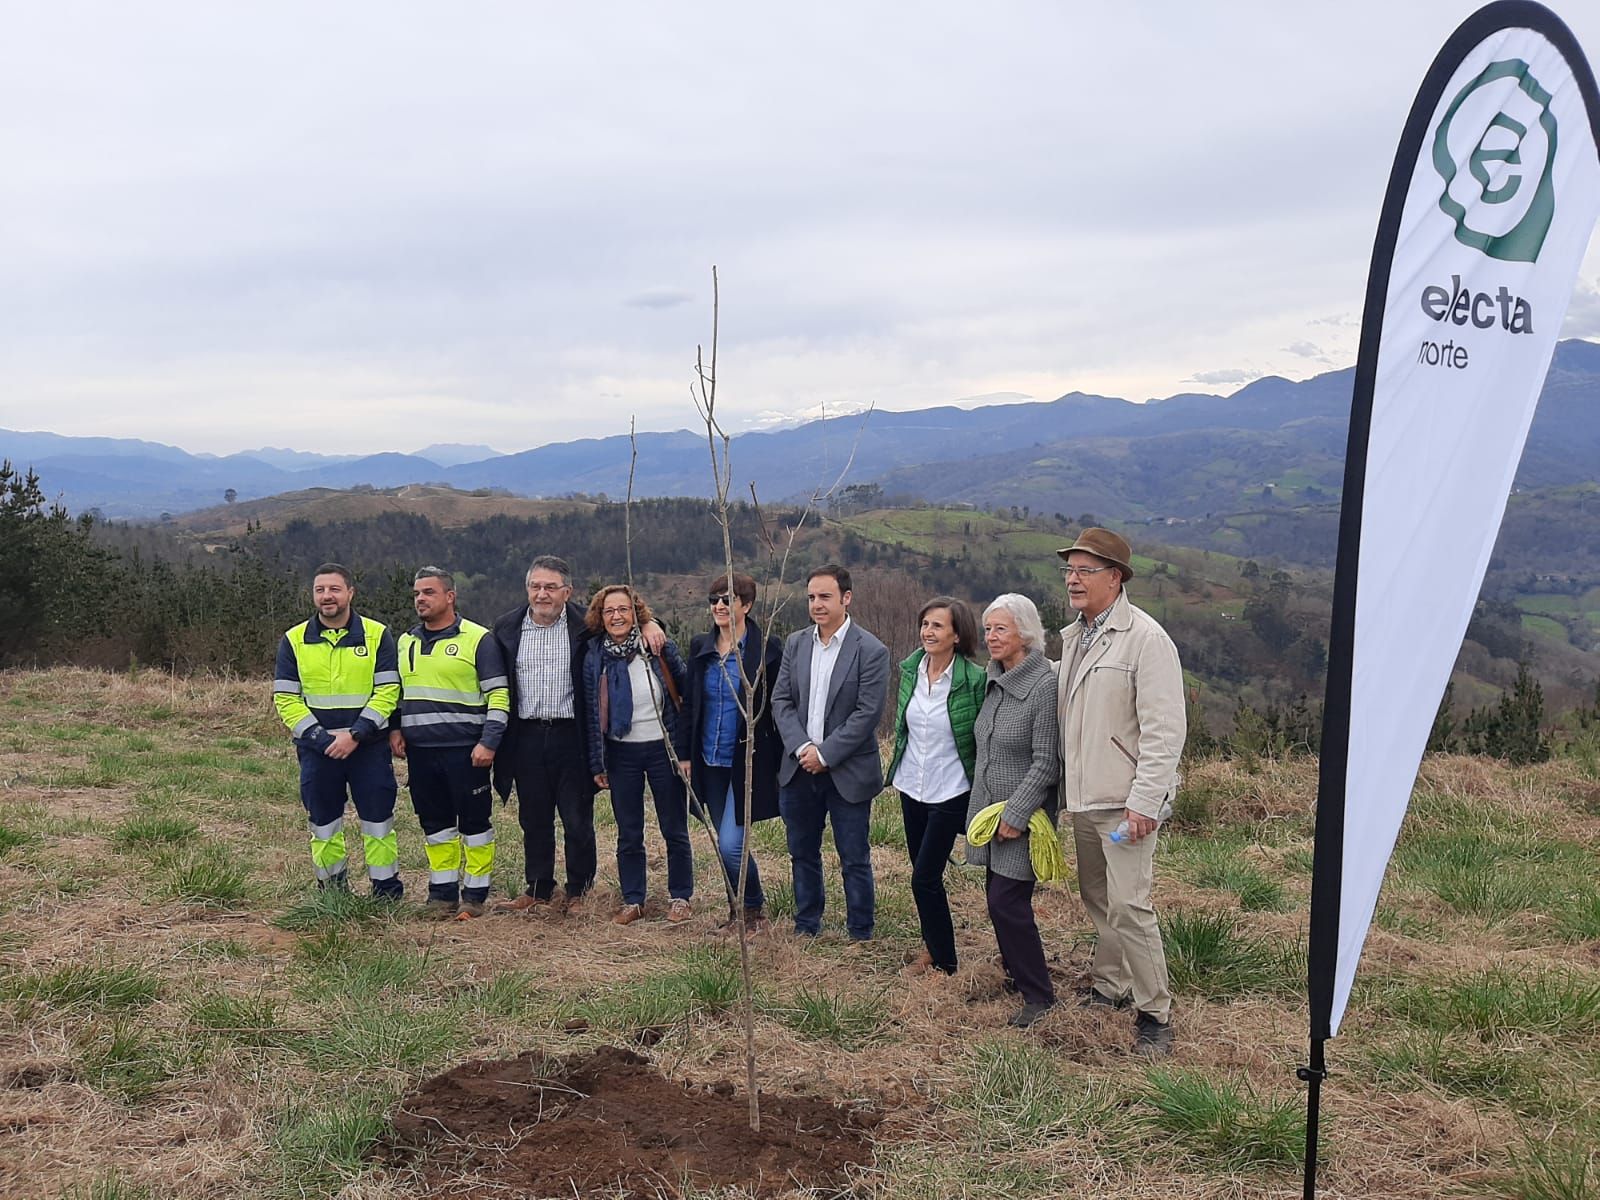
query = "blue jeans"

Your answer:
(605, 739), (693, 906)
(700, 763), (765, 912)
(779, 772), (874, 939)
